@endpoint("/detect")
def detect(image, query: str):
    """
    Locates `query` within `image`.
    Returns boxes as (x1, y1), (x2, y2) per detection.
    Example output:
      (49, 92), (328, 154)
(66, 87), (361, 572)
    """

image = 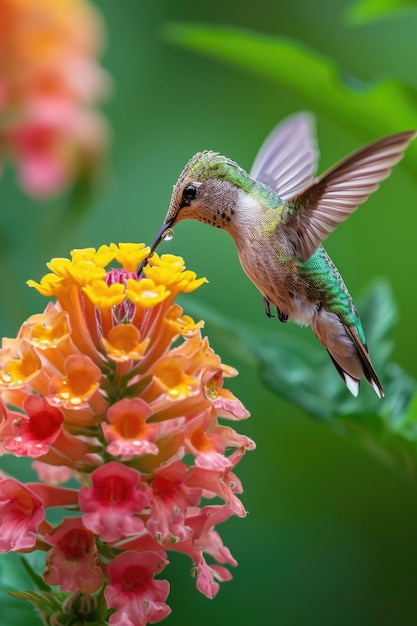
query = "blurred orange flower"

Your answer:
(0, 0), (108, 196)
